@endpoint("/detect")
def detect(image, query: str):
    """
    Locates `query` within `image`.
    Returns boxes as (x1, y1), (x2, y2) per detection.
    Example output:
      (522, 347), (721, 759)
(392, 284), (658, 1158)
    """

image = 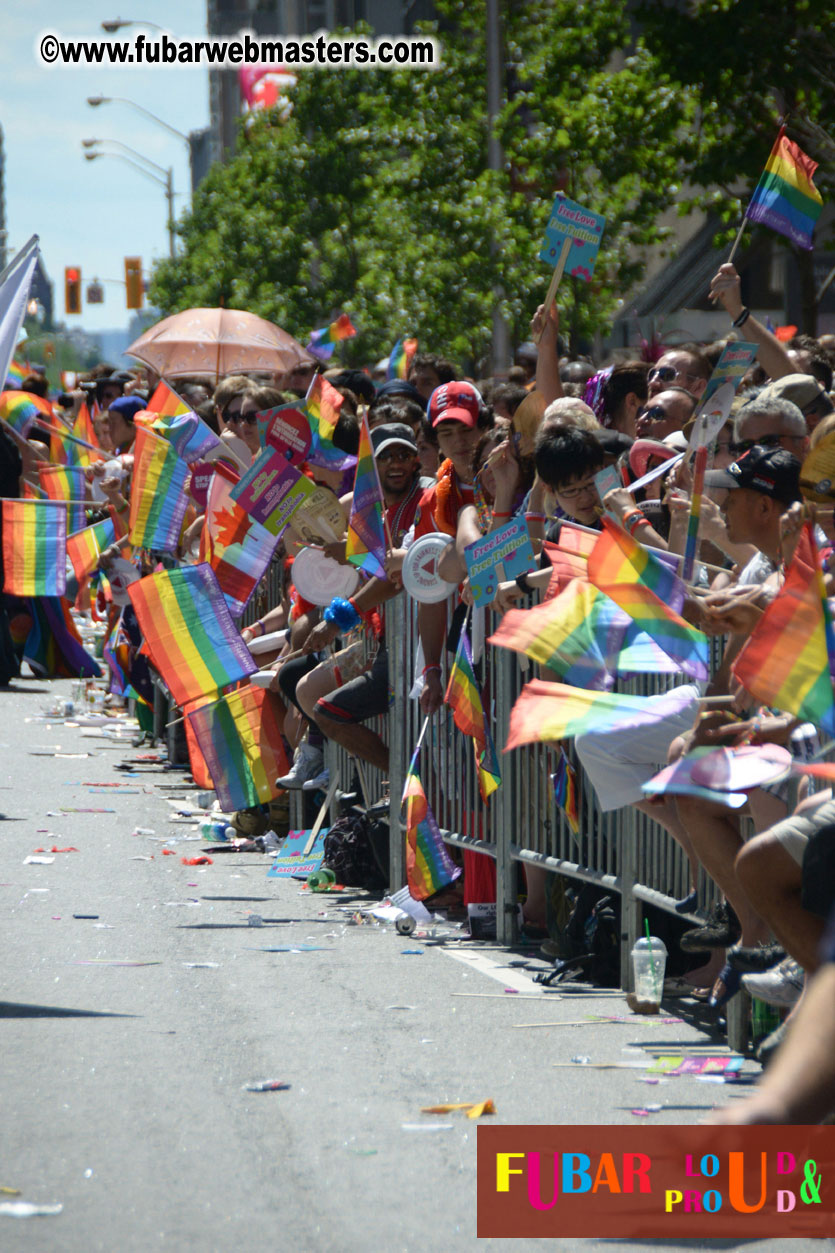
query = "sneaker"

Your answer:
(727, 941), (786, 973)
(680, 901), (741, 953)
(742, 958), (804, 1007)
(302, 766), (330, 792)
(276, 743), (324, 790)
